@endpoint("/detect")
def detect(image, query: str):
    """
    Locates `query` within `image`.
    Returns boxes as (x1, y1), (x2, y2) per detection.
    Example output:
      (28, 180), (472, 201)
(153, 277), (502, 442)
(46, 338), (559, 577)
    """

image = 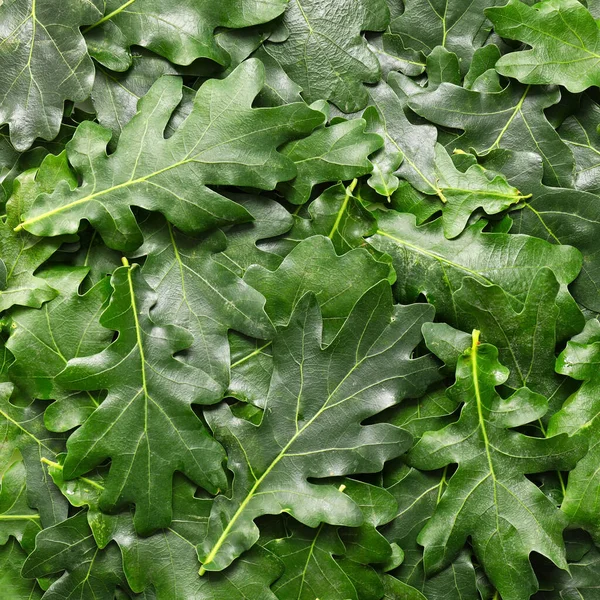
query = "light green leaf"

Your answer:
(278, 119), (383, 205)
(487, 0), (600, 93)
(7, 268), (111, 431)
(263, 0), (389, 112)
(411, 333), (586, 600)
